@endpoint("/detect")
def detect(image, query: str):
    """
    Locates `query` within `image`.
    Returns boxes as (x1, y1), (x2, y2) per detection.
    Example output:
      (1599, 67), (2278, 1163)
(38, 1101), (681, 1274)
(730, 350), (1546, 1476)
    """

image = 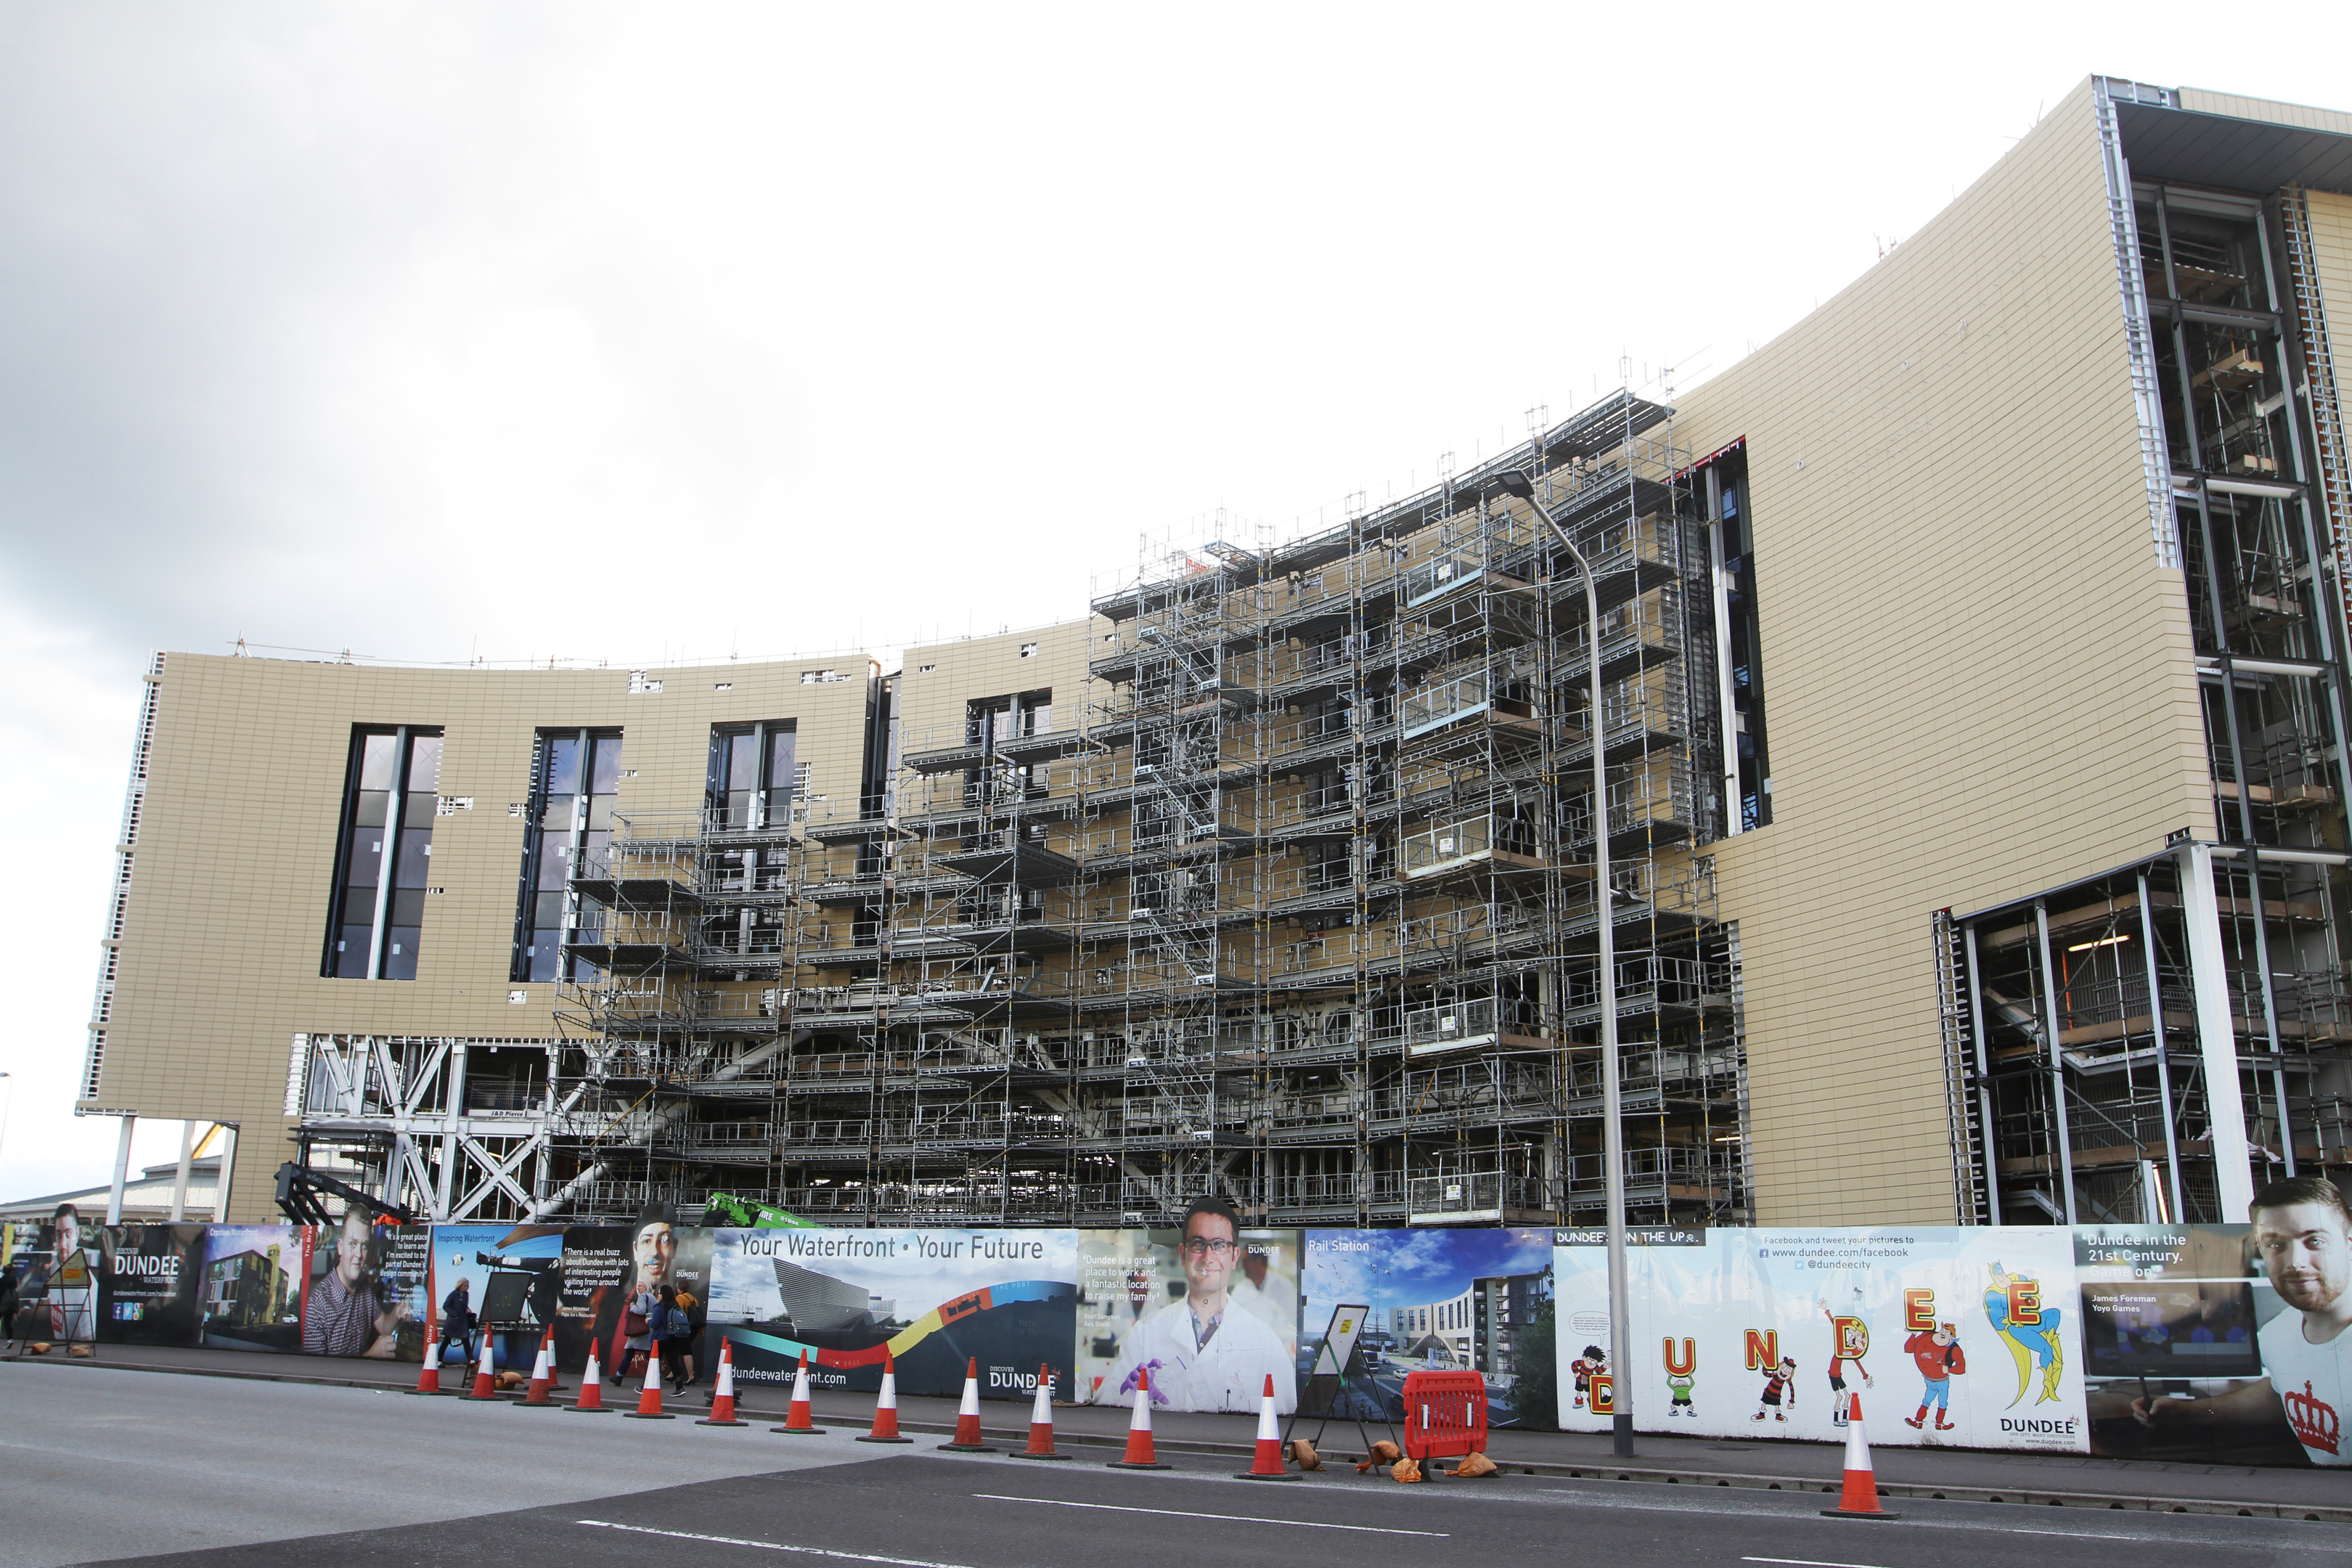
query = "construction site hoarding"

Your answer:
(0, 1218), (208, 1347)
(559, 1220), (707, 1379)
(1554, 1221), (2348, 1467)
(705, 1225), (1077, 1400)
(1074, 1226), (1299, 1414)
(1302, 1227), (1553, 1428)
